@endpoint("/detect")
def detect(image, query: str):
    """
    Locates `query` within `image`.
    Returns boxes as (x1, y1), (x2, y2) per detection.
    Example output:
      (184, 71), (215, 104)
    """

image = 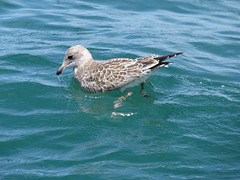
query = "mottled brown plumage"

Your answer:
(56, 45), (183, 93)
